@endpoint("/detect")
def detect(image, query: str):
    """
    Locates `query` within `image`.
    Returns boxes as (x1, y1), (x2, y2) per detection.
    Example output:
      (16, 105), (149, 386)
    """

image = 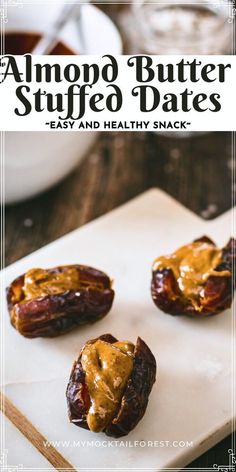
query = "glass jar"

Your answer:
(118, 0), (233, 137)
(121, 0), (233, 55)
